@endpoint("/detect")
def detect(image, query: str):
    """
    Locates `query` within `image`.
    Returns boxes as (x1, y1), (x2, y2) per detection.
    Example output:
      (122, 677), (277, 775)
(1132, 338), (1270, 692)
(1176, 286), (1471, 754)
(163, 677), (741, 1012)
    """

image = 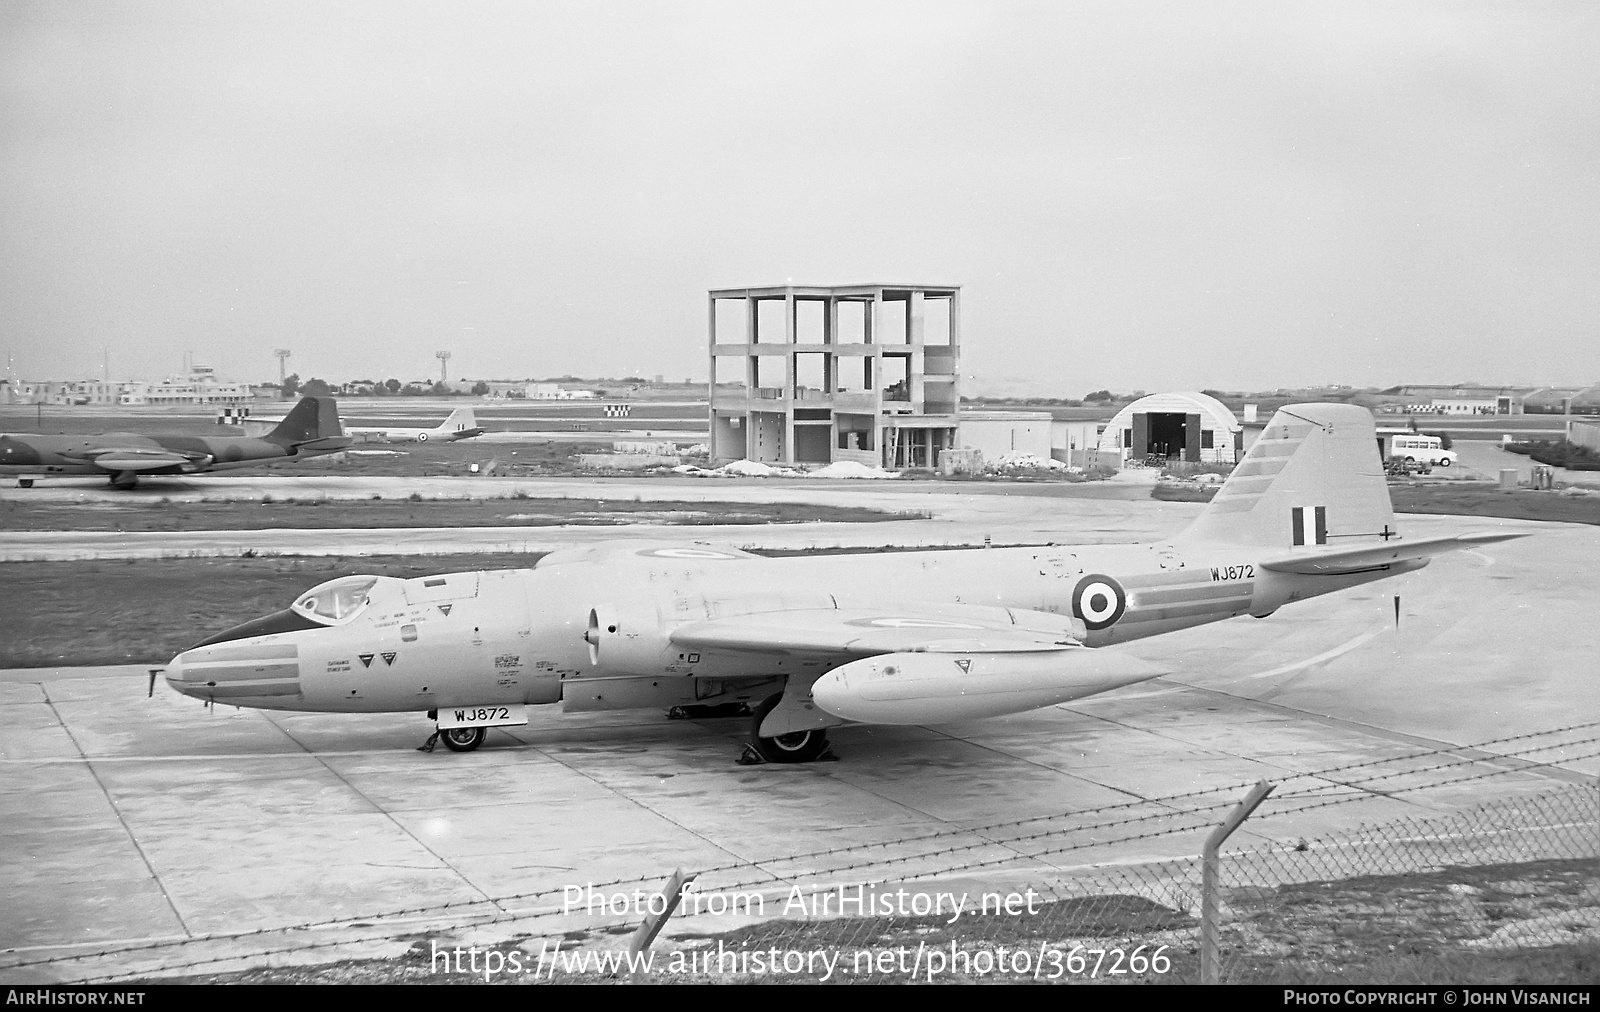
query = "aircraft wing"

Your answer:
(1258, 531), (1528, 576)
(670, 605), (1084, 659)
(671, 604), (1172, 729)
(74, 448), (211, 472)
